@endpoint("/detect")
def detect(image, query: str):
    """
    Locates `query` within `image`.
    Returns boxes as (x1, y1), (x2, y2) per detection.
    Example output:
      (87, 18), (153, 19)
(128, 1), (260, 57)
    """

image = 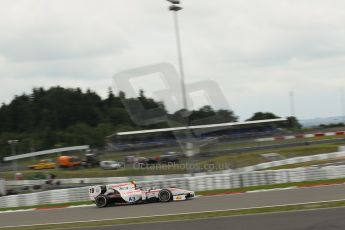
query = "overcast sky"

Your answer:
(1, 0), (345, 120)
